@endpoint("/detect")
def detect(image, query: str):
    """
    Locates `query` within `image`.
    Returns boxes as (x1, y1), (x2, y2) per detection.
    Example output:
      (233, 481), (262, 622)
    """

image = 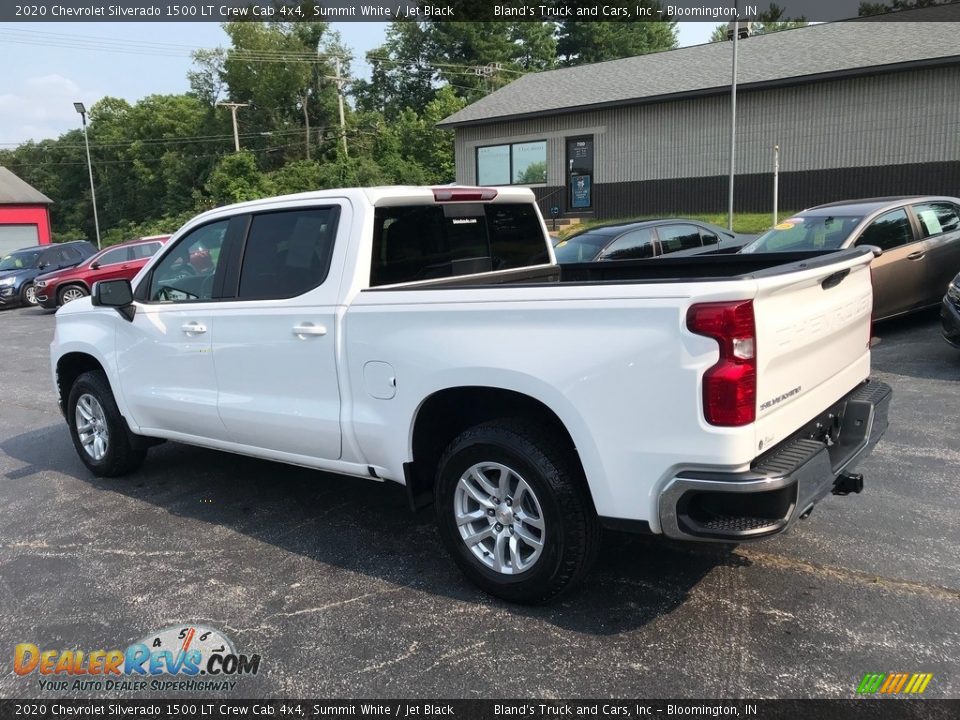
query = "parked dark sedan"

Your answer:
(553, 219), (745, 264)
(0, 241), (97, 308)
(741, 196), (960, 321)
(942, 272), (960, 348)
